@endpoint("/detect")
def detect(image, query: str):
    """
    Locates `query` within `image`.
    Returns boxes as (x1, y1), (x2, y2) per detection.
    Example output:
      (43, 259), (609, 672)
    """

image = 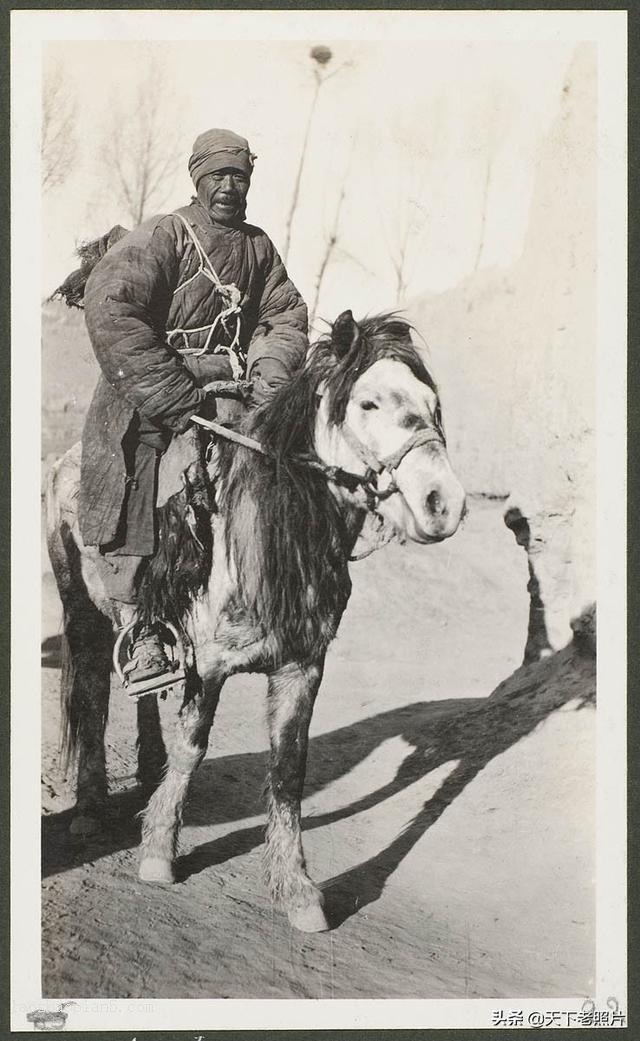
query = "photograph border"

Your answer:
(3, 2), (633, 1038)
